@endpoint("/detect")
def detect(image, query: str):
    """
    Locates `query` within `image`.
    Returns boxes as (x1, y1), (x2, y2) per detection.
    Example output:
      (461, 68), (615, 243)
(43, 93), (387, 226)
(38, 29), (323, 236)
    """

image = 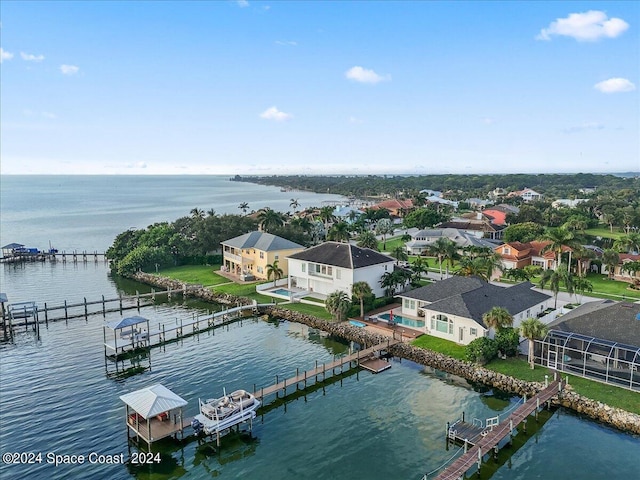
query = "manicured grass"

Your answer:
(486, 357), (640, 414)
(565, 374), (640, 415)
(411, 335), (467, 360)
(485, 357), (551, 383)
(157, 265), (227, 286)
(277, 302), (333, 320)
(529, 272), (640, 301)
(378, 237), (406, 253)
(584, 227), (625, 240)
(210, 281), (272, 303)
